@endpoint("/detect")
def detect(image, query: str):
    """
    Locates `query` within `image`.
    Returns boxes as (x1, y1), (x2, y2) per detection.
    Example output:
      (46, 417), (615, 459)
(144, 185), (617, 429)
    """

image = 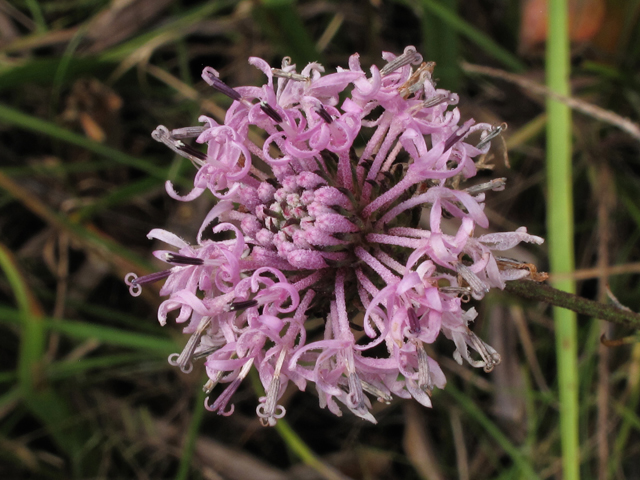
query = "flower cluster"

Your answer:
(126, 47), (543, 426)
